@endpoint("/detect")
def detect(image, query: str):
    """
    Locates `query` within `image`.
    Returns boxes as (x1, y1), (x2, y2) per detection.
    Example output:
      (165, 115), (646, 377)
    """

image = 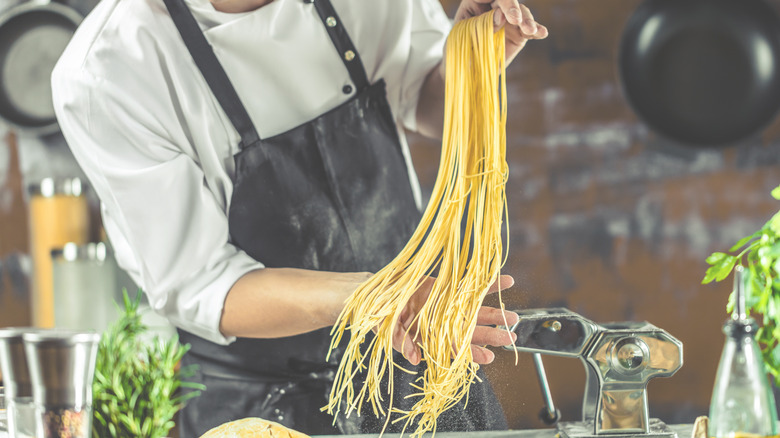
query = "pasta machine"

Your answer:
(503, 308), (683, 438)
